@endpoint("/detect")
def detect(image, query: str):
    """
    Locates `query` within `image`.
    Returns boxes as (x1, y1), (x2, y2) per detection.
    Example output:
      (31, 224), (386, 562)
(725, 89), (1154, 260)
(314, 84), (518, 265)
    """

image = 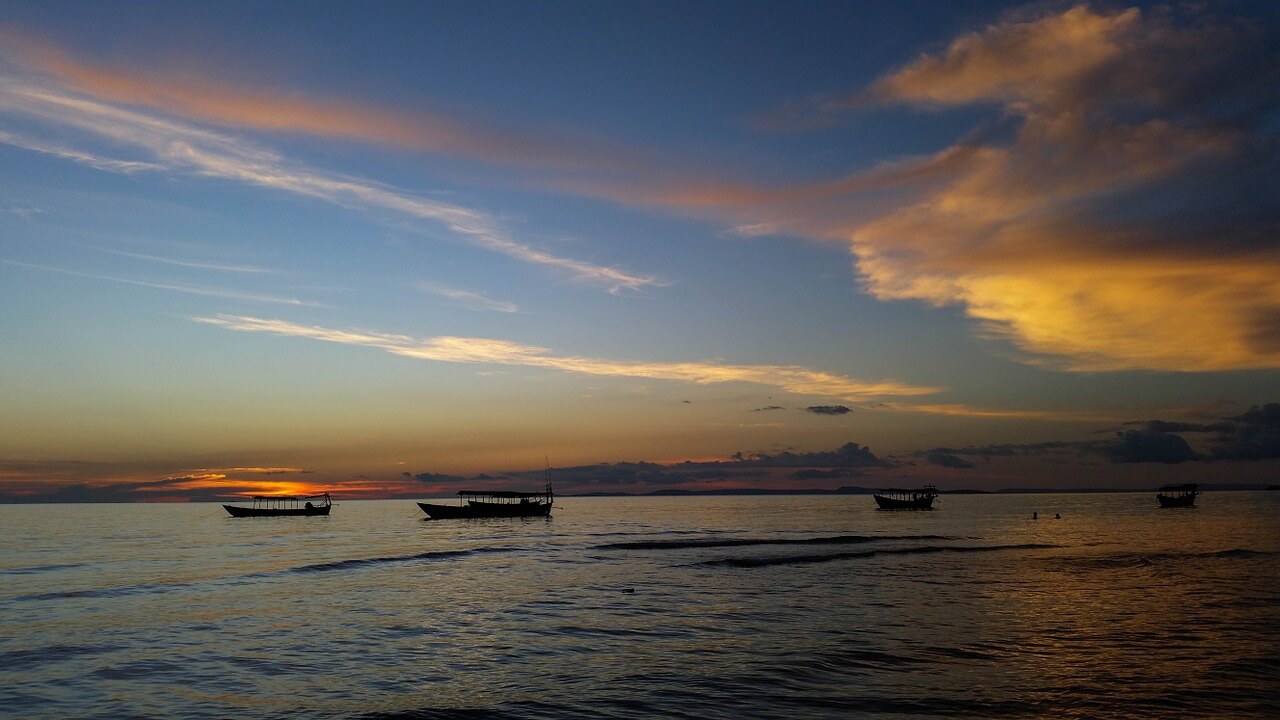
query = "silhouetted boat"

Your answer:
(419, 473), (553, 520)
(873, 485), (939, 510)
(1157, 483), (1199, 508)
(223, 493), (332, 517)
